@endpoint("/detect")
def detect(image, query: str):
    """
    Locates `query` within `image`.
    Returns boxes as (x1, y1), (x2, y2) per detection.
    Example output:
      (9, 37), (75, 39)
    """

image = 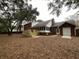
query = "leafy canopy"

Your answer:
(0, 0), (39, 34)
(48, 0), (79, 16)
